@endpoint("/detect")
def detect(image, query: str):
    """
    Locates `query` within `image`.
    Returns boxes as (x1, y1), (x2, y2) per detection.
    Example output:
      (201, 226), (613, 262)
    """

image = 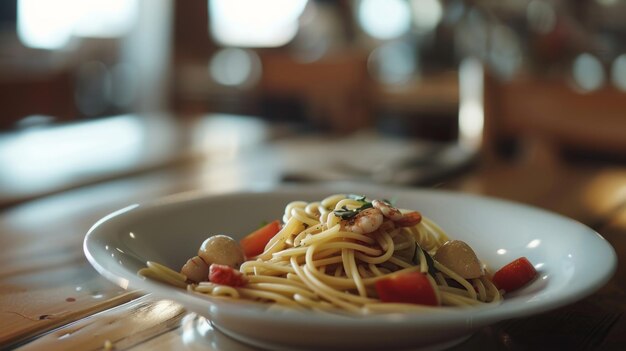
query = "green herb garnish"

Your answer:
(334, 202), (373, 220)
(412, 243), (439, 276)
(334, 195), (393, 220)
